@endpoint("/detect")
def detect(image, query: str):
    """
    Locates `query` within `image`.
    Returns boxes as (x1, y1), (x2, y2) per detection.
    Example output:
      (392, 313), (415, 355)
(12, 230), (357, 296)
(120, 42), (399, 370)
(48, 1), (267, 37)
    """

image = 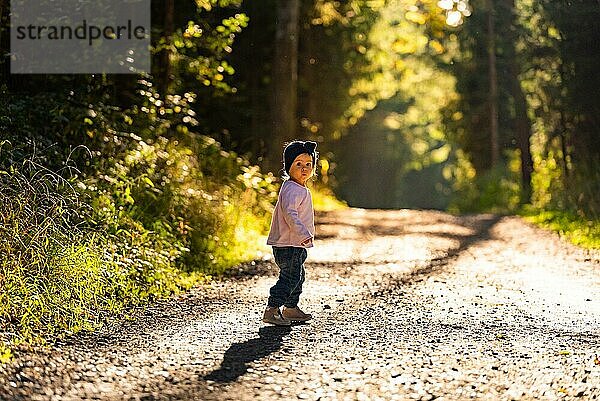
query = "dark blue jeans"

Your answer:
(268, 246), (307, 308)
